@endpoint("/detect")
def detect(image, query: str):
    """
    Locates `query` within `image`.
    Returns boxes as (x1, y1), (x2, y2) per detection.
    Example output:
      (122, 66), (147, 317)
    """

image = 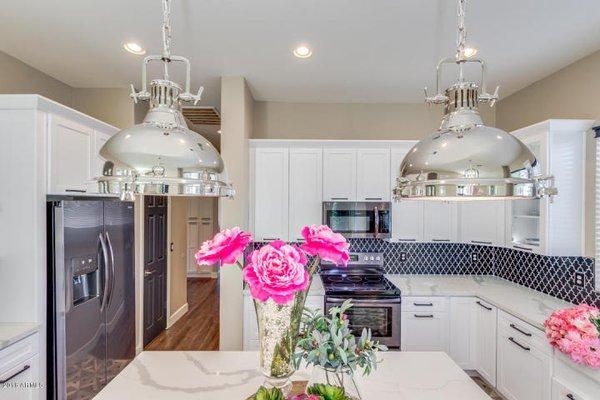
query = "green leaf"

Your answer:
(249, 386), (285, 400)
(307, 383), (351, 400)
